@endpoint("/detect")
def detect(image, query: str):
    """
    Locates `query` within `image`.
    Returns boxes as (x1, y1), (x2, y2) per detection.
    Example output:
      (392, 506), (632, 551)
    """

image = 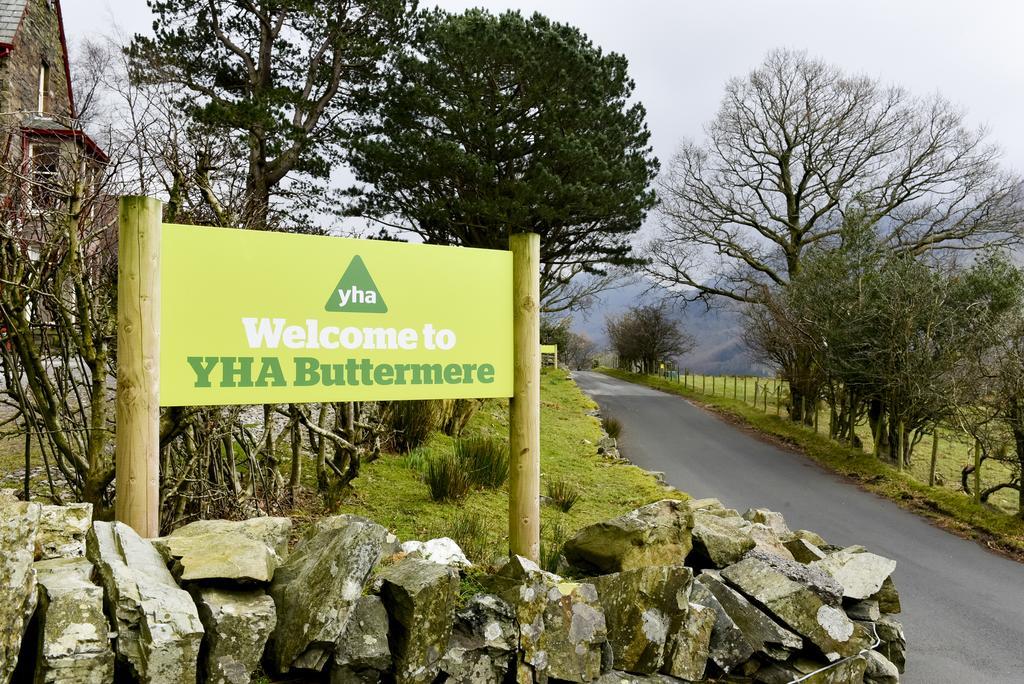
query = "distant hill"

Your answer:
(571, 279), (767, 375)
